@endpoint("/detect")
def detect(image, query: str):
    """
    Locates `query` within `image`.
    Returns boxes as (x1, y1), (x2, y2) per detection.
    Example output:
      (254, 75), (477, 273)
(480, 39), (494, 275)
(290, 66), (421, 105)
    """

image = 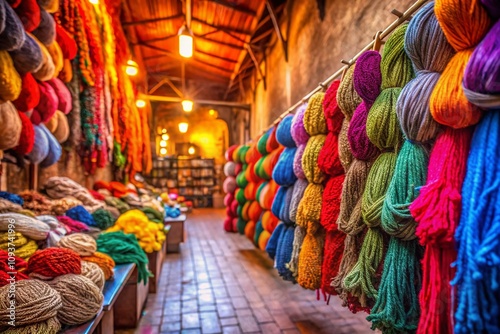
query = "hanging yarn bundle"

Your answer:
(46, 274), (103, 325)
(429, 0), (491, 128)
(57, 233), (96, 256)
(0, 102), (22, 151)
(316, 80), (348, 298)
(27, 247), (81, 279)
(97, 231), (150, 284)
(294, 92), (328, 291)
(82, 251), (115, 280)
(0, 279), (62, 334)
